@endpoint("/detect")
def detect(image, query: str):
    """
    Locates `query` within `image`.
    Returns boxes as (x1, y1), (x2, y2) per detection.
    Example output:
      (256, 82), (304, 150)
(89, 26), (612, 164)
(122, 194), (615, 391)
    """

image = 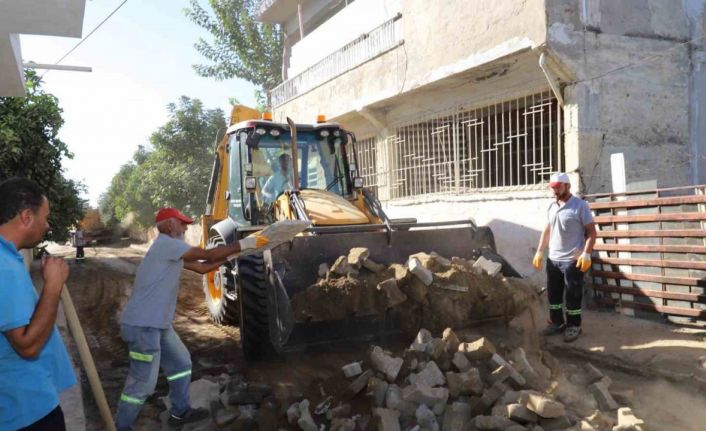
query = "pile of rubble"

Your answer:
(291, 248), (537, 334)
(281, 328), (646, 431)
